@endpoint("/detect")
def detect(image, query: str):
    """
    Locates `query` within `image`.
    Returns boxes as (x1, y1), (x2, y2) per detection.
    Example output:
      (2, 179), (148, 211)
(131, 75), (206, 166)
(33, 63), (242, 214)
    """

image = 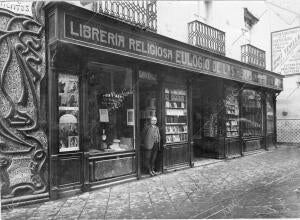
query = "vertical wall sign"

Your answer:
(0, 6), (47, 200)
